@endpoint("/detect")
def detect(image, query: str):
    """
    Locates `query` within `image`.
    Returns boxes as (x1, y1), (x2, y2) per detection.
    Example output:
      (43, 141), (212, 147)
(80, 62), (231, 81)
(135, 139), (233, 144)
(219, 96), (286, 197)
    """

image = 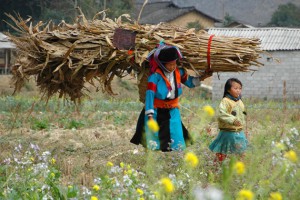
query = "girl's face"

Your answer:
(228, 81), (242, 98)
(164, 60), (177, 72)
